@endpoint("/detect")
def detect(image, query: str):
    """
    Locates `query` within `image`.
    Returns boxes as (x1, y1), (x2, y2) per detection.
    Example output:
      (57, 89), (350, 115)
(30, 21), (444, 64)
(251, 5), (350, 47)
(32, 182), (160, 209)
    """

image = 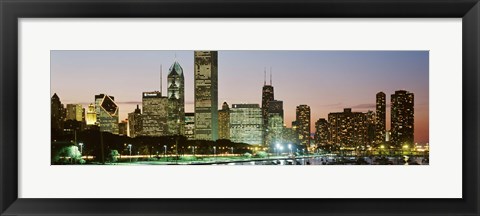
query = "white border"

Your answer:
(19, 18), (462, 198)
